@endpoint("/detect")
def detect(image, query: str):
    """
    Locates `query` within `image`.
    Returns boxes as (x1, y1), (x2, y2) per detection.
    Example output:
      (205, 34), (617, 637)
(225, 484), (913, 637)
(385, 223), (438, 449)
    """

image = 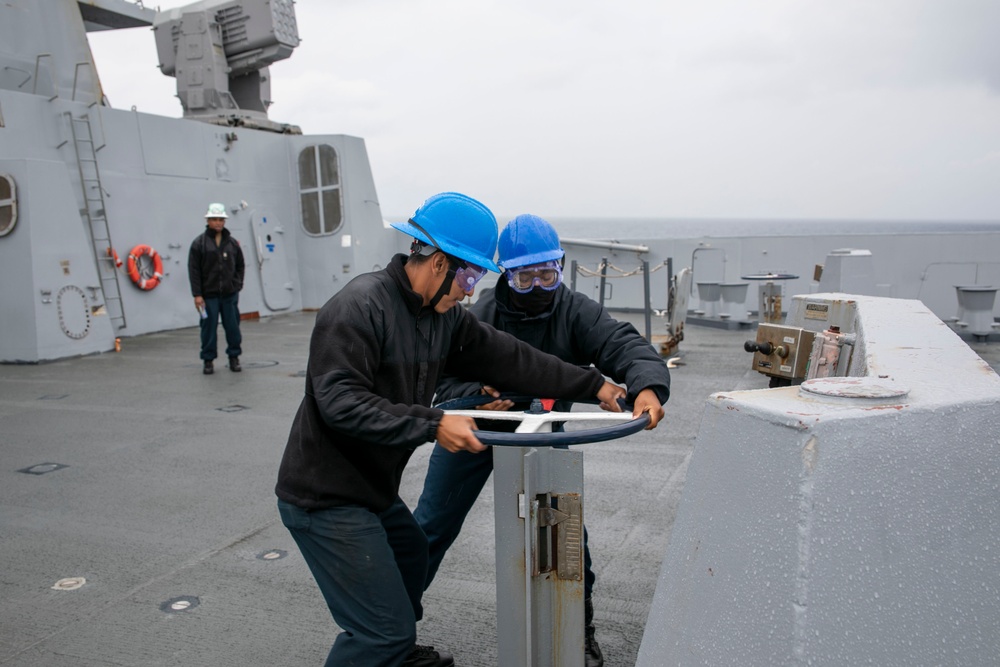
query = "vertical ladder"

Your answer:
(67, 112), (126, 331)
